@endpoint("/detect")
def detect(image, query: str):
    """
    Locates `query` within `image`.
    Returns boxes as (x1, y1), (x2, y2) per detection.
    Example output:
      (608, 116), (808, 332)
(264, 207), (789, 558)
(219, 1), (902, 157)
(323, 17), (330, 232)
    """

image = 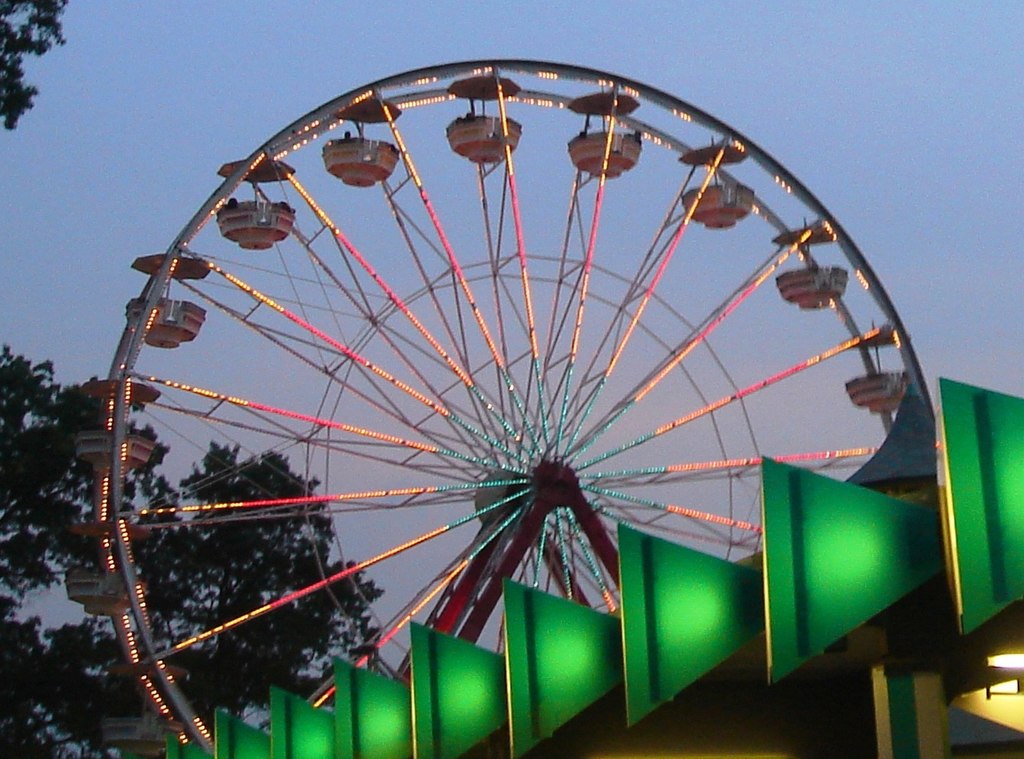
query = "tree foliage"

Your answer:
(1, 0), (67, 129)
(0, 345), (96, 595)
(0, 347), (382, 754)
(0, 347), (133, 757)
(137, 443), (382, 722)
